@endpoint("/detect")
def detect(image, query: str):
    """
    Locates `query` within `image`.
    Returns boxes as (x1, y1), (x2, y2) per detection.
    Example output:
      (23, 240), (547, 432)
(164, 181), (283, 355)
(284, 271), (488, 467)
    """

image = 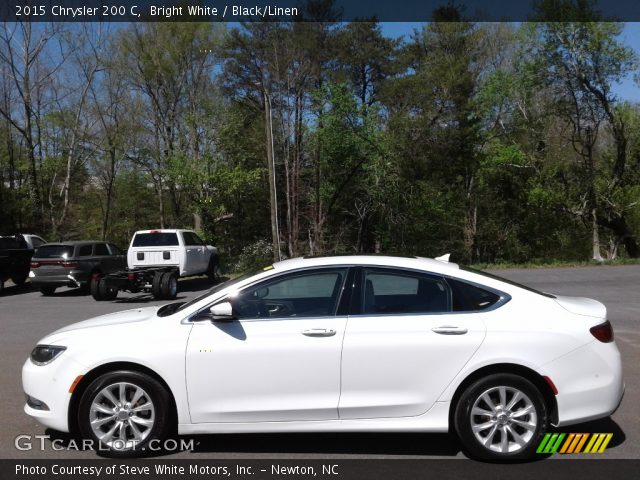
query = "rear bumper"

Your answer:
(30, 269), (88, 288)
(541, 340), (624, 427)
